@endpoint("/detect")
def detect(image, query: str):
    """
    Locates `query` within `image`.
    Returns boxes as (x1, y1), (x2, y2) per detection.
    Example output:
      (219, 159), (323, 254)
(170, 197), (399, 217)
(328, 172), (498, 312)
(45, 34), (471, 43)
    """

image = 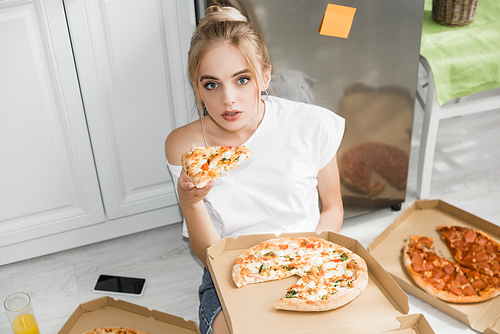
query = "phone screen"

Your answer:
(94, 275), (146, 295)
